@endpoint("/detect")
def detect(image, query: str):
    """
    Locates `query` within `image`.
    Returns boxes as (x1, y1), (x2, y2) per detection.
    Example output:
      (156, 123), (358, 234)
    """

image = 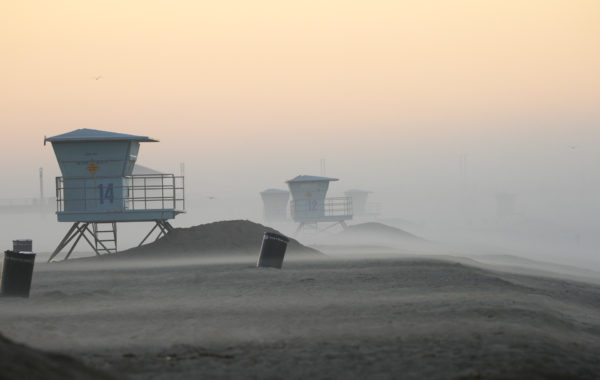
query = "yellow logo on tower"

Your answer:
(87, 162), (99, 175)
